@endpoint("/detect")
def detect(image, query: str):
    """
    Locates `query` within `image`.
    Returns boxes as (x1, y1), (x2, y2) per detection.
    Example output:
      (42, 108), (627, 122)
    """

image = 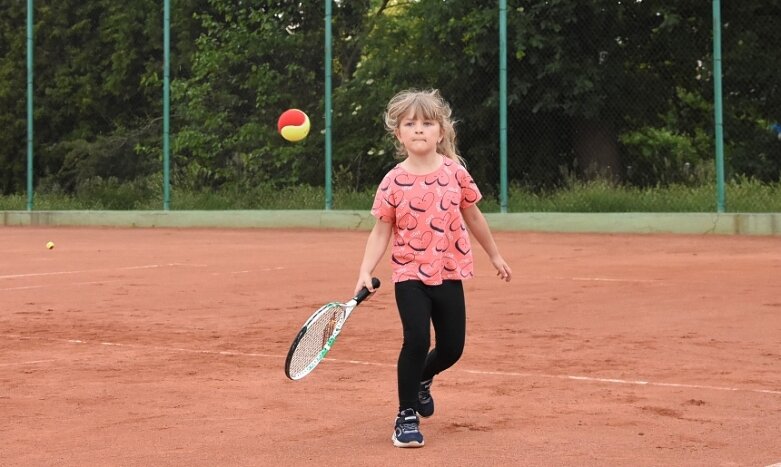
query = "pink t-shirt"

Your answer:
(371, 156), (482, 285)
